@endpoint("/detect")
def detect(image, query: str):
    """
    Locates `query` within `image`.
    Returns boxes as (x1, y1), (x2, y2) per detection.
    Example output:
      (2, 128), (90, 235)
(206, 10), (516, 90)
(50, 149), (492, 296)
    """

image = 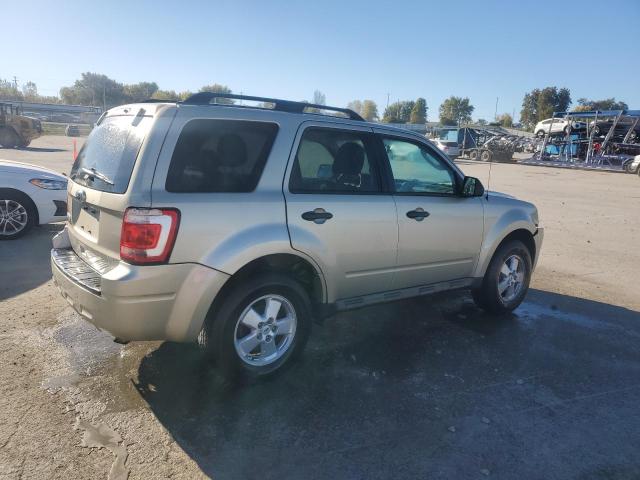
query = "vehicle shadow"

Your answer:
(135, 289), (640, 479)
(0, 224), (63, 300)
